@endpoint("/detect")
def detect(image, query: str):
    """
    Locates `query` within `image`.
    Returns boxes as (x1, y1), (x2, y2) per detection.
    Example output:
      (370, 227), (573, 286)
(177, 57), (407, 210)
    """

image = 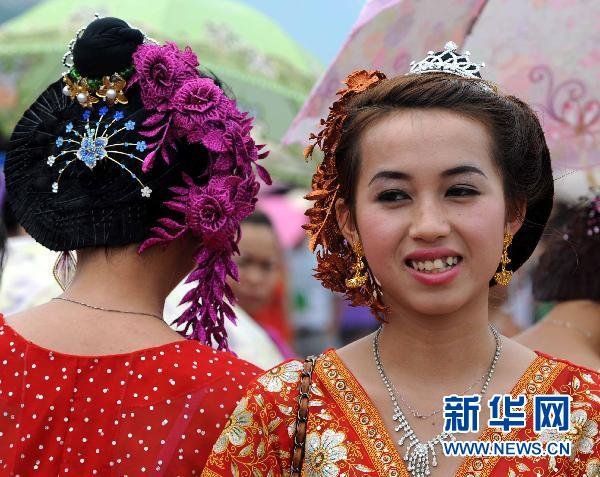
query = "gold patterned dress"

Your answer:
(202, 349), (600, 477)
